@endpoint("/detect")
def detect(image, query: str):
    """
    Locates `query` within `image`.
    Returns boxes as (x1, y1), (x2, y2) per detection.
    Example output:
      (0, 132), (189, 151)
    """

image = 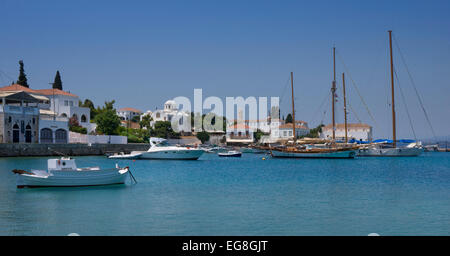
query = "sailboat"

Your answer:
(270, 67), (356, 159)
(358, 31), (422, 157)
